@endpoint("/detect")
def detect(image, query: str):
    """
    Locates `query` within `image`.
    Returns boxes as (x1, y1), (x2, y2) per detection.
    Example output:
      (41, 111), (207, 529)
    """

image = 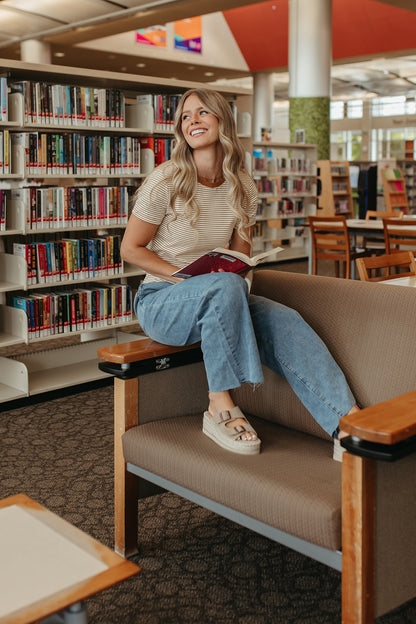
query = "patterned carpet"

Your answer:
(0, 384), (415, 624)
